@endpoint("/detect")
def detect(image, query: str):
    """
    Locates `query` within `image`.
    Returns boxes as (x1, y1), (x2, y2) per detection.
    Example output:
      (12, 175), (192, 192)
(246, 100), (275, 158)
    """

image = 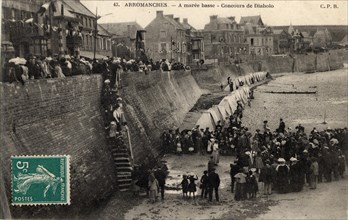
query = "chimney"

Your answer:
(183, 18), (188, 24)
(210, 15), (218, 21)
(174, 17), (180, 23)
(166, 14), (174, 19)
(156, 11), (163, 17)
